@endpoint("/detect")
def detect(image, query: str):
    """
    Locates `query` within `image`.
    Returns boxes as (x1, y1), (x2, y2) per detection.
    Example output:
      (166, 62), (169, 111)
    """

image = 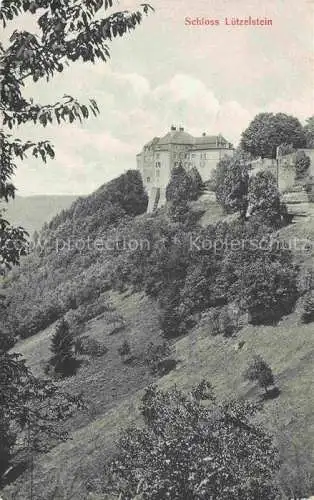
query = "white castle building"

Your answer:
(136, 125), (234, 211)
